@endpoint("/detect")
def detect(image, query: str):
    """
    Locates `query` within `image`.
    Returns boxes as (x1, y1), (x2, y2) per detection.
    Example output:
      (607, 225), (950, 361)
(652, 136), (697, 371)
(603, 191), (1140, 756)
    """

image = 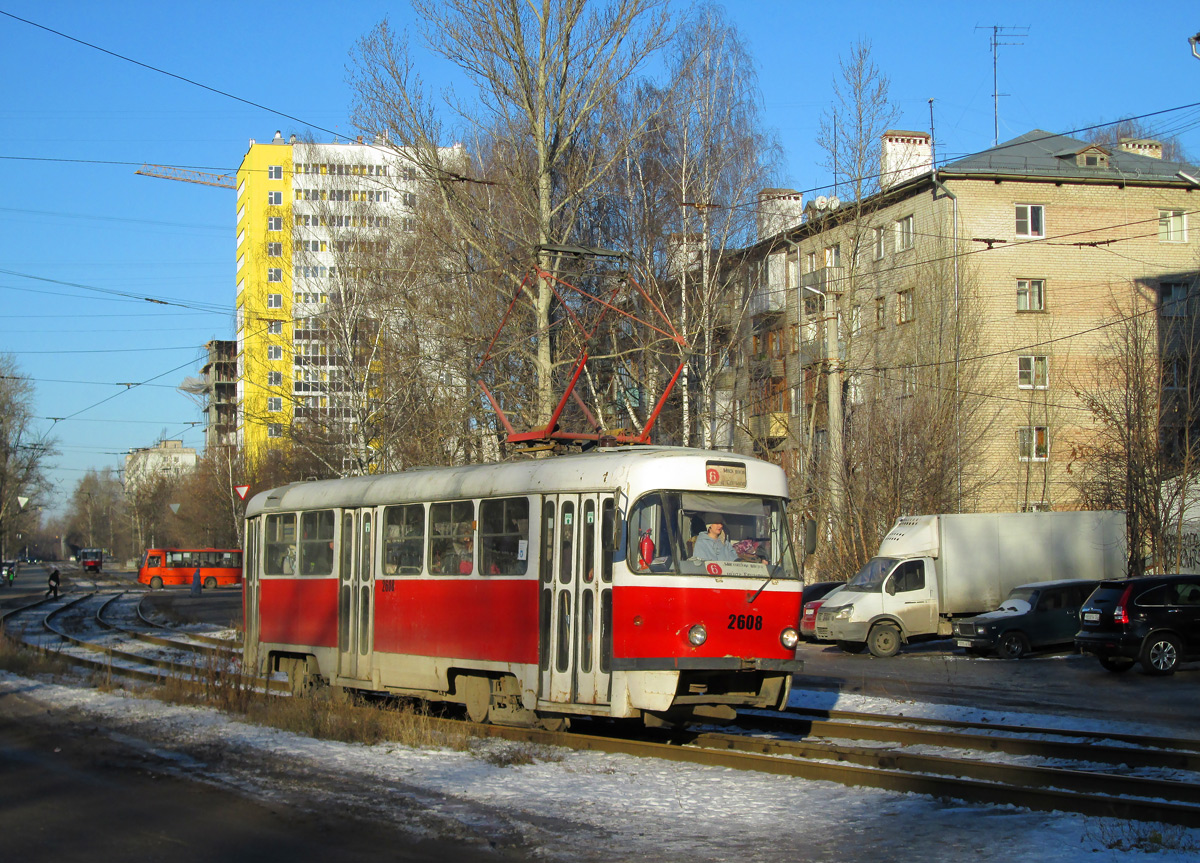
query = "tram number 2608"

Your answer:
(727, 614), (763, 630)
